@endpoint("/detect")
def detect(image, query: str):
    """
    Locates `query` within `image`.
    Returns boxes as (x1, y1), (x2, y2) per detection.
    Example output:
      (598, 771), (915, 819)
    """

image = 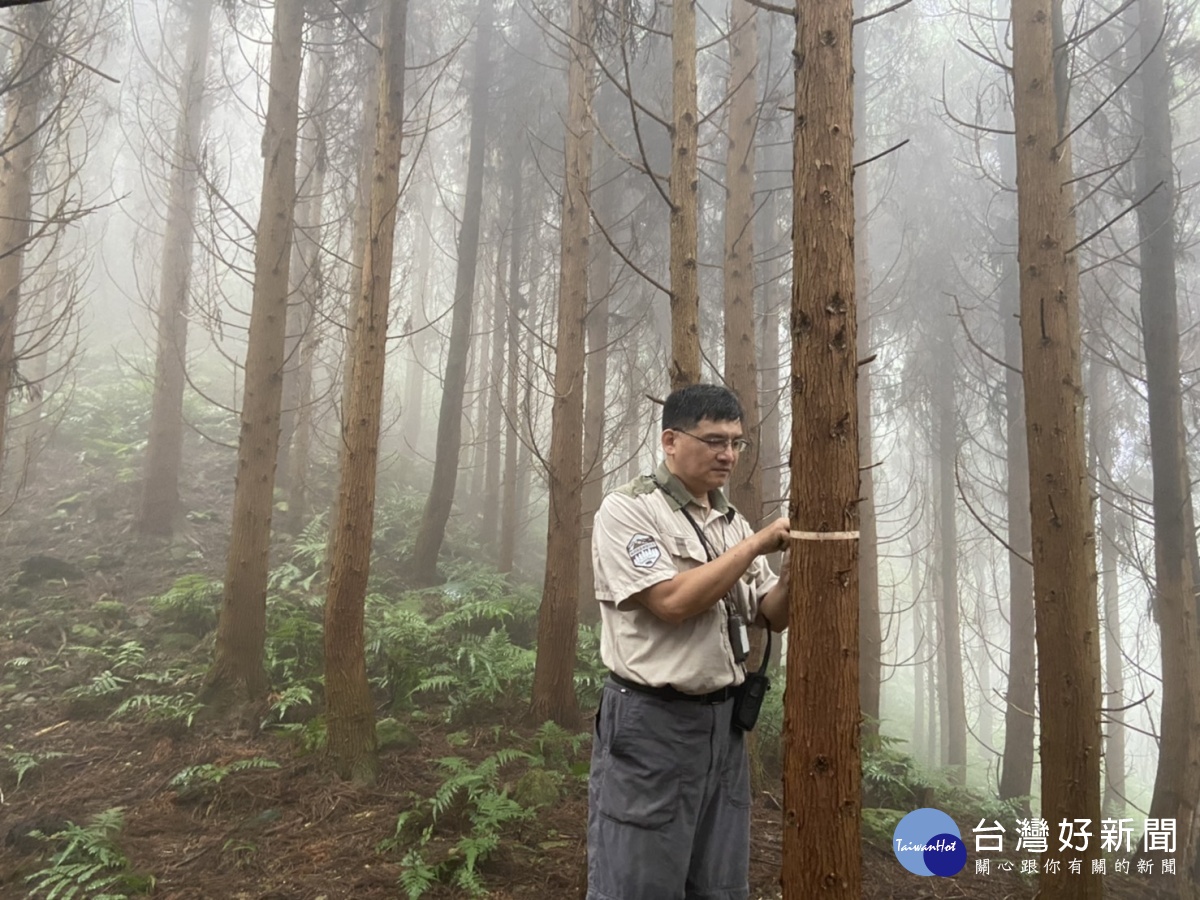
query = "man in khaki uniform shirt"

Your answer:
(587, 384), (791, 900)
